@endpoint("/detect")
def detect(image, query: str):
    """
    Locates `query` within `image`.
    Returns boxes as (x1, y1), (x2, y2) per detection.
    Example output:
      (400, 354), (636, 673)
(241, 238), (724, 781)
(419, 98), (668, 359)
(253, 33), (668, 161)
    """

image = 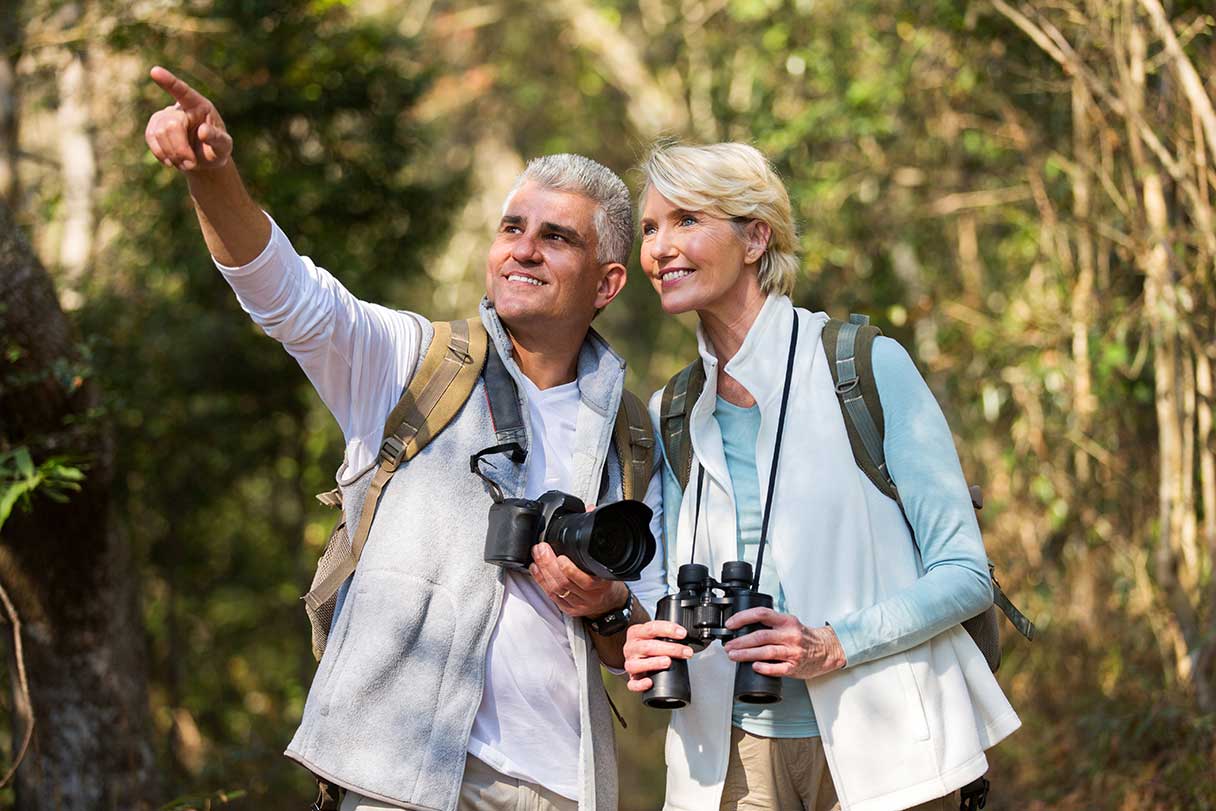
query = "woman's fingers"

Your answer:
(726, 643), (791, 663)
(624, 639), (692, 666)
(624, 655), (672, 677)
(750, 661), (795, 677)
(723, 627), (787, 652)
(626, 676), (654, 693)
(723, 606), (782, 631)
